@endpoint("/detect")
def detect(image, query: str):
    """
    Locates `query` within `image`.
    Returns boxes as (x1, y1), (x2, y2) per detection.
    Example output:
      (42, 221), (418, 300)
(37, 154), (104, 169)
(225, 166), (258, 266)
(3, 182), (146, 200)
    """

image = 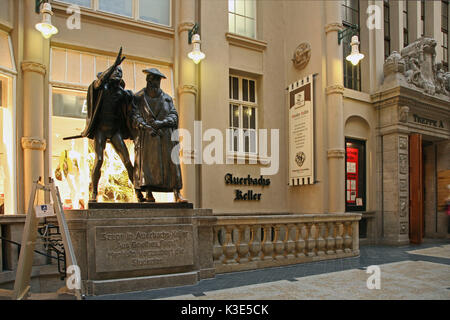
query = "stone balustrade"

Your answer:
(212, 214), (361, 273)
